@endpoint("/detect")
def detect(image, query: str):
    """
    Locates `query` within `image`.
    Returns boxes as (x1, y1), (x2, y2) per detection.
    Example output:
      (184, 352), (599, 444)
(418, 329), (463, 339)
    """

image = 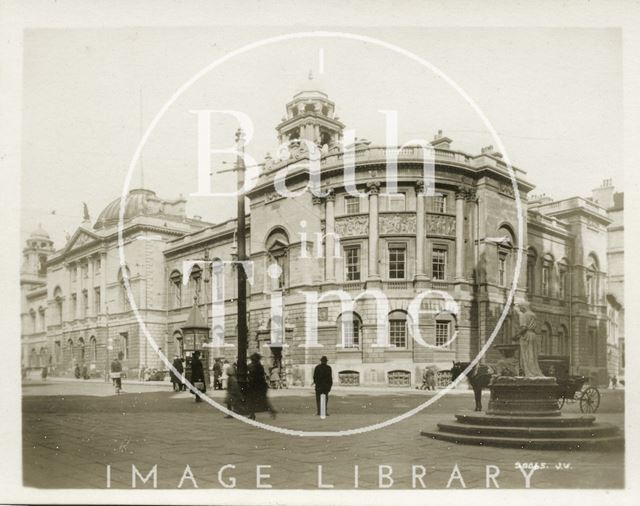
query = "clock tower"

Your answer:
(275, 71), (345, 151)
